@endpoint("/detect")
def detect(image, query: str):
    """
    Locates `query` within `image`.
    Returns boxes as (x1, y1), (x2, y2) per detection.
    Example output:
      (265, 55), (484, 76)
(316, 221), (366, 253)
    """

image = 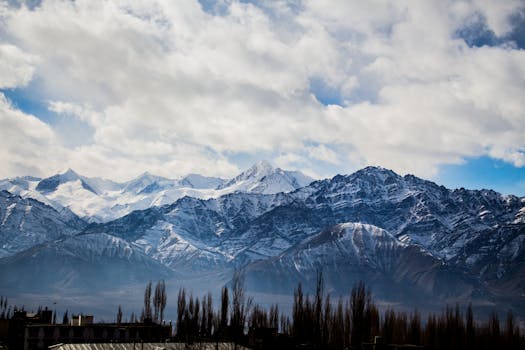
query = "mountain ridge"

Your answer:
(0, 164), (524, 318)
(0, 162), (314, 222)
